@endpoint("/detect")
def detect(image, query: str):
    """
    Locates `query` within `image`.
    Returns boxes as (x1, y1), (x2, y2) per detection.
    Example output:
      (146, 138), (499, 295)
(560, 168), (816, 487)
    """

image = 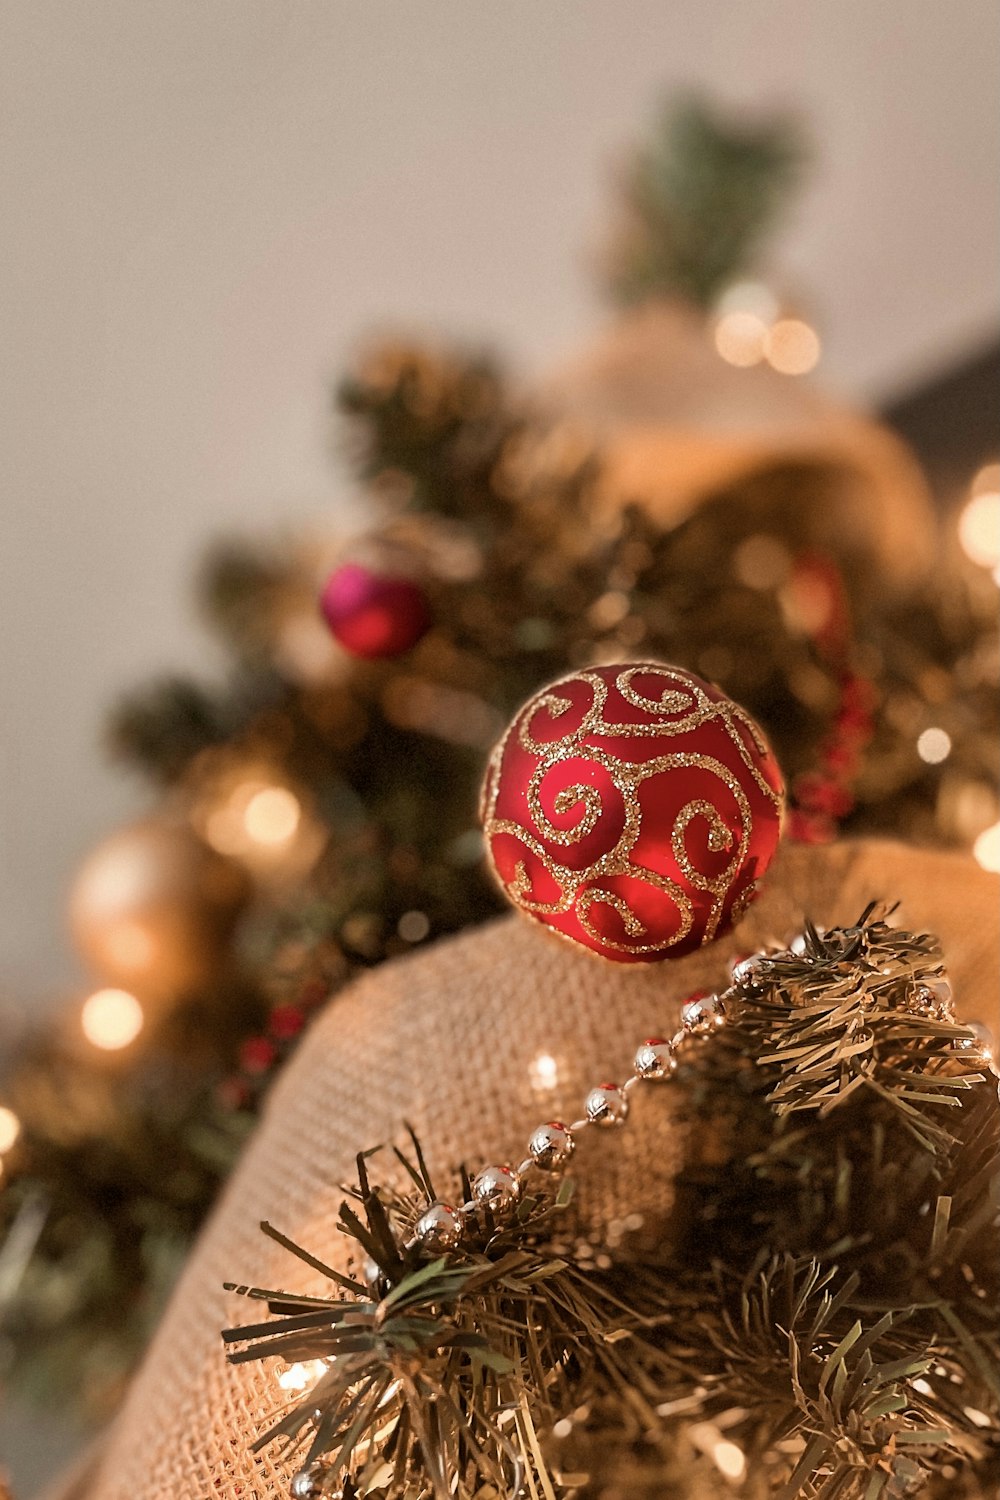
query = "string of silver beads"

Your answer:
(405, 937), (986, 1257)
(407, 968), (742, 1255)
